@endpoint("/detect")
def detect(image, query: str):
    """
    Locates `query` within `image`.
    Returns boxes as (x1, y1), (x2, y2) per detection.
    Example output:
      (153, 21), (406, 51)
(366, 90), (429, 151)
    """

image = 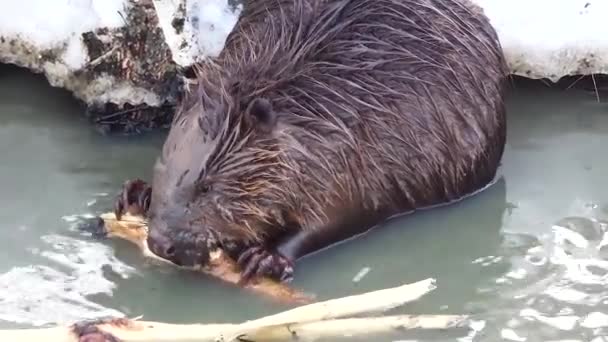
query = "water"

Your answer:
(1, 65), (608, 341)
